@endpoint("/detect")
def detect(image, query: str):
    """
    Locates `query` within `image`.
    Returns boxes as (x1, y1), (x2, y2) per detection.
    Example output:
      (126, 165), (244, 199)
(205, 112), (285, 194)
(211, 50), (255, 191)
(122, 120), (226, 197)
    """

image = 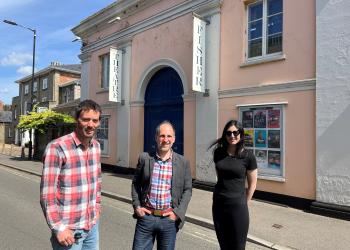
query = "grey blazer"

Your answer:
(131, 151), (192, 229)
